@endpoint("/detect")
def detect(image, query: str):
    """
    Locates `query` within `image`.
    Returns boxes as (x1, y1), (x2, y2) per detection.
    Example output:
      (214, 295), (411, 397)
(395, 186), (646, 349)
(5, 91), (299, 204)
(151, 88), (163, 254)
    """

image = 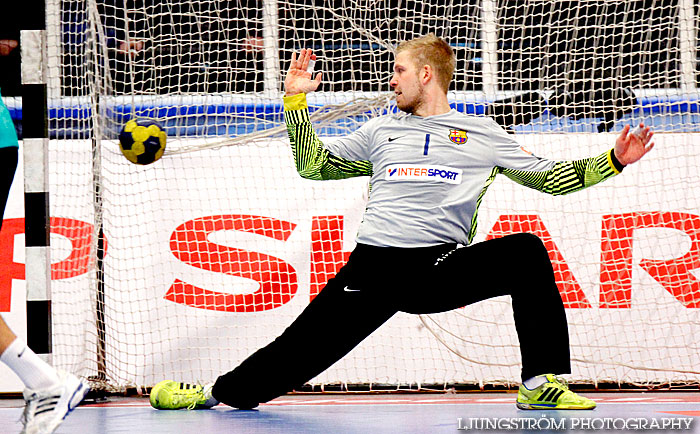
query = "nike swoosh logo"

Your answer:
(17, 348), (25, 358)
(343, 286), (361, 292)
(387, 136), (405, 142)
